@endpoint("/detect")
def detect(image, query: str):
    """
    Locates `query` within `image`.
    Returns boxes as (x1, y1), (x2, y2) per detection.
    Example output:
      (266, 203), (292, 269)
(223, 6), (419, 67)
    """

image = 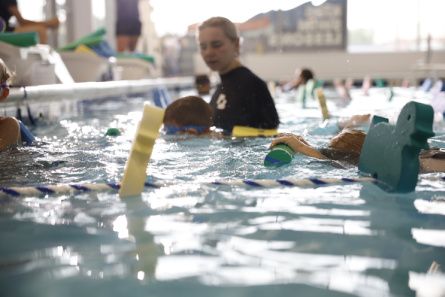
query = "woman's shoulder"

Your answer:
(226, 66), (256, 78)
(240, 66), (262, 79)
(232, 66), (267, 87)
